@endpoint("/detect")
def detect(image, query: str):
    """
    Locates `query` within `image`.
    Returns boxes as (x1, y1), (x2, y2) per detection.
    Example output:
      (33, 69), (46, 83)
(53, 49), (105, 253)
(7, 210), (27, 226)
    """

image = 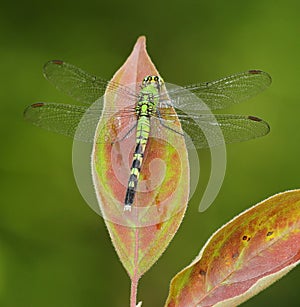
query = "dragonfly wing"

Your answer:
(24, 102), (100, 142)
(44, 60), (137, 105)
(152, 110), (270, 149)
(177, 113), (270, 148)
(166, 70), (271, 111)
(24, 102), (138, 143)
